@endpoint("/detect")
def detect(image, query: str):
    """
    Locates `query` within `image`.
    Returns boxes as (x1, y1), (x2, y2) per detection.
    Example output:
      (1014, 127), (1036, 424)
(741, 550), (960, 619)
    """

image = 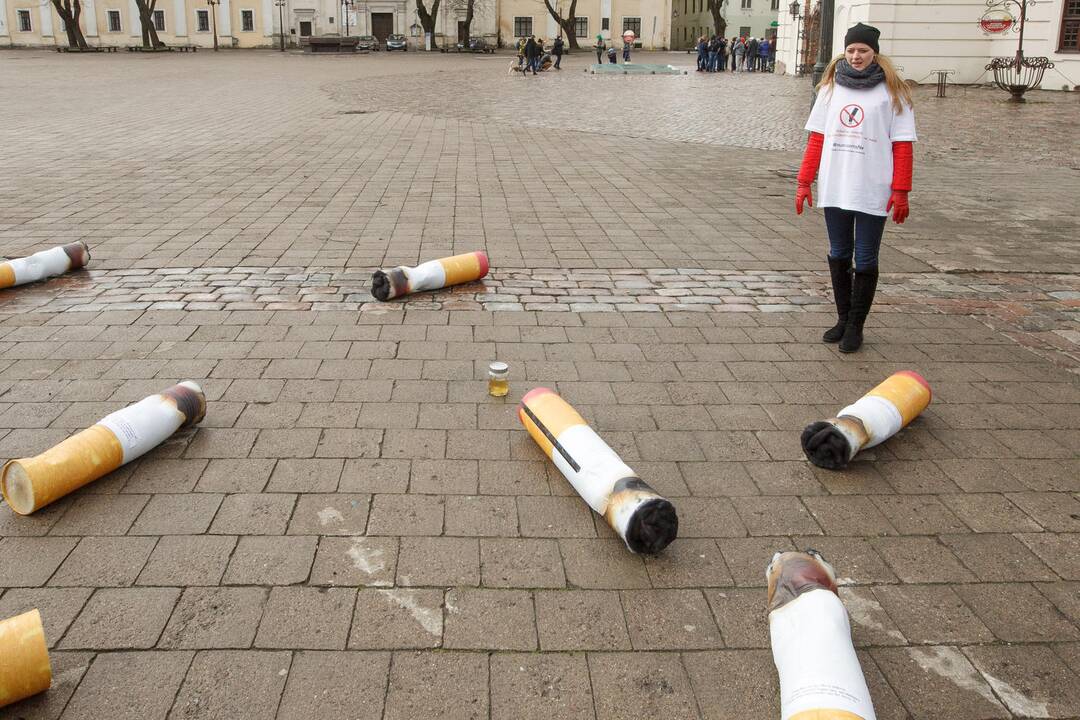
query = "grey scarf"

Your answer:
(835, 59), (885, 89)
